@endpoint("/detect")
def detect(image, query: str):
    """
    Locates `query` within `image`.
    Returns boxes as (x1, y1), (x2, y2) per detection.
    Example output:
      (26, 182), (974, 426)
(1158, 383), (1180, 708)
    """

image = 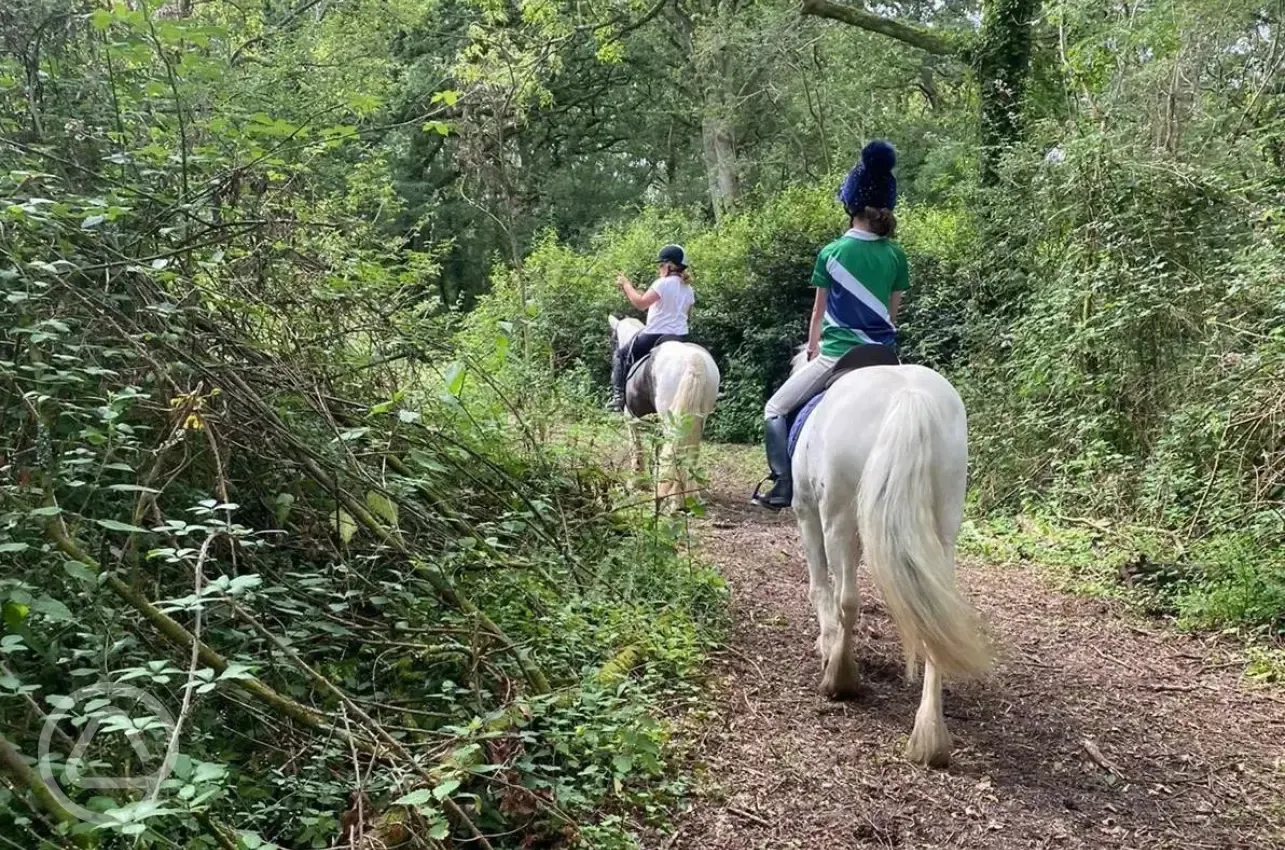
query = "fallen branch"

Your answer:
(0, 733), (86, 842)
